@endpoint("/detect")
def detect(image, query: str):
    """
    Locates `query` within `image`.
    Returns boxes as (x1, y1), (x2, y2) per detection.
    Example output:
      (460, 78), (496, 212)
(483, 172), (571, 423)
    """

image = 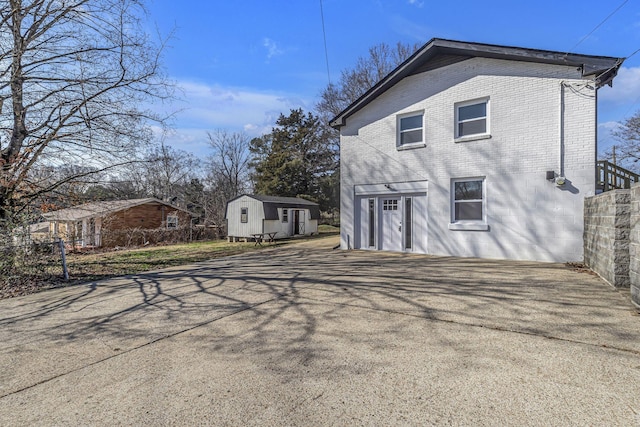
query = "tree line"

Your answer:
(0, 0), (420, 232)
(5, 0), (639, 235)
